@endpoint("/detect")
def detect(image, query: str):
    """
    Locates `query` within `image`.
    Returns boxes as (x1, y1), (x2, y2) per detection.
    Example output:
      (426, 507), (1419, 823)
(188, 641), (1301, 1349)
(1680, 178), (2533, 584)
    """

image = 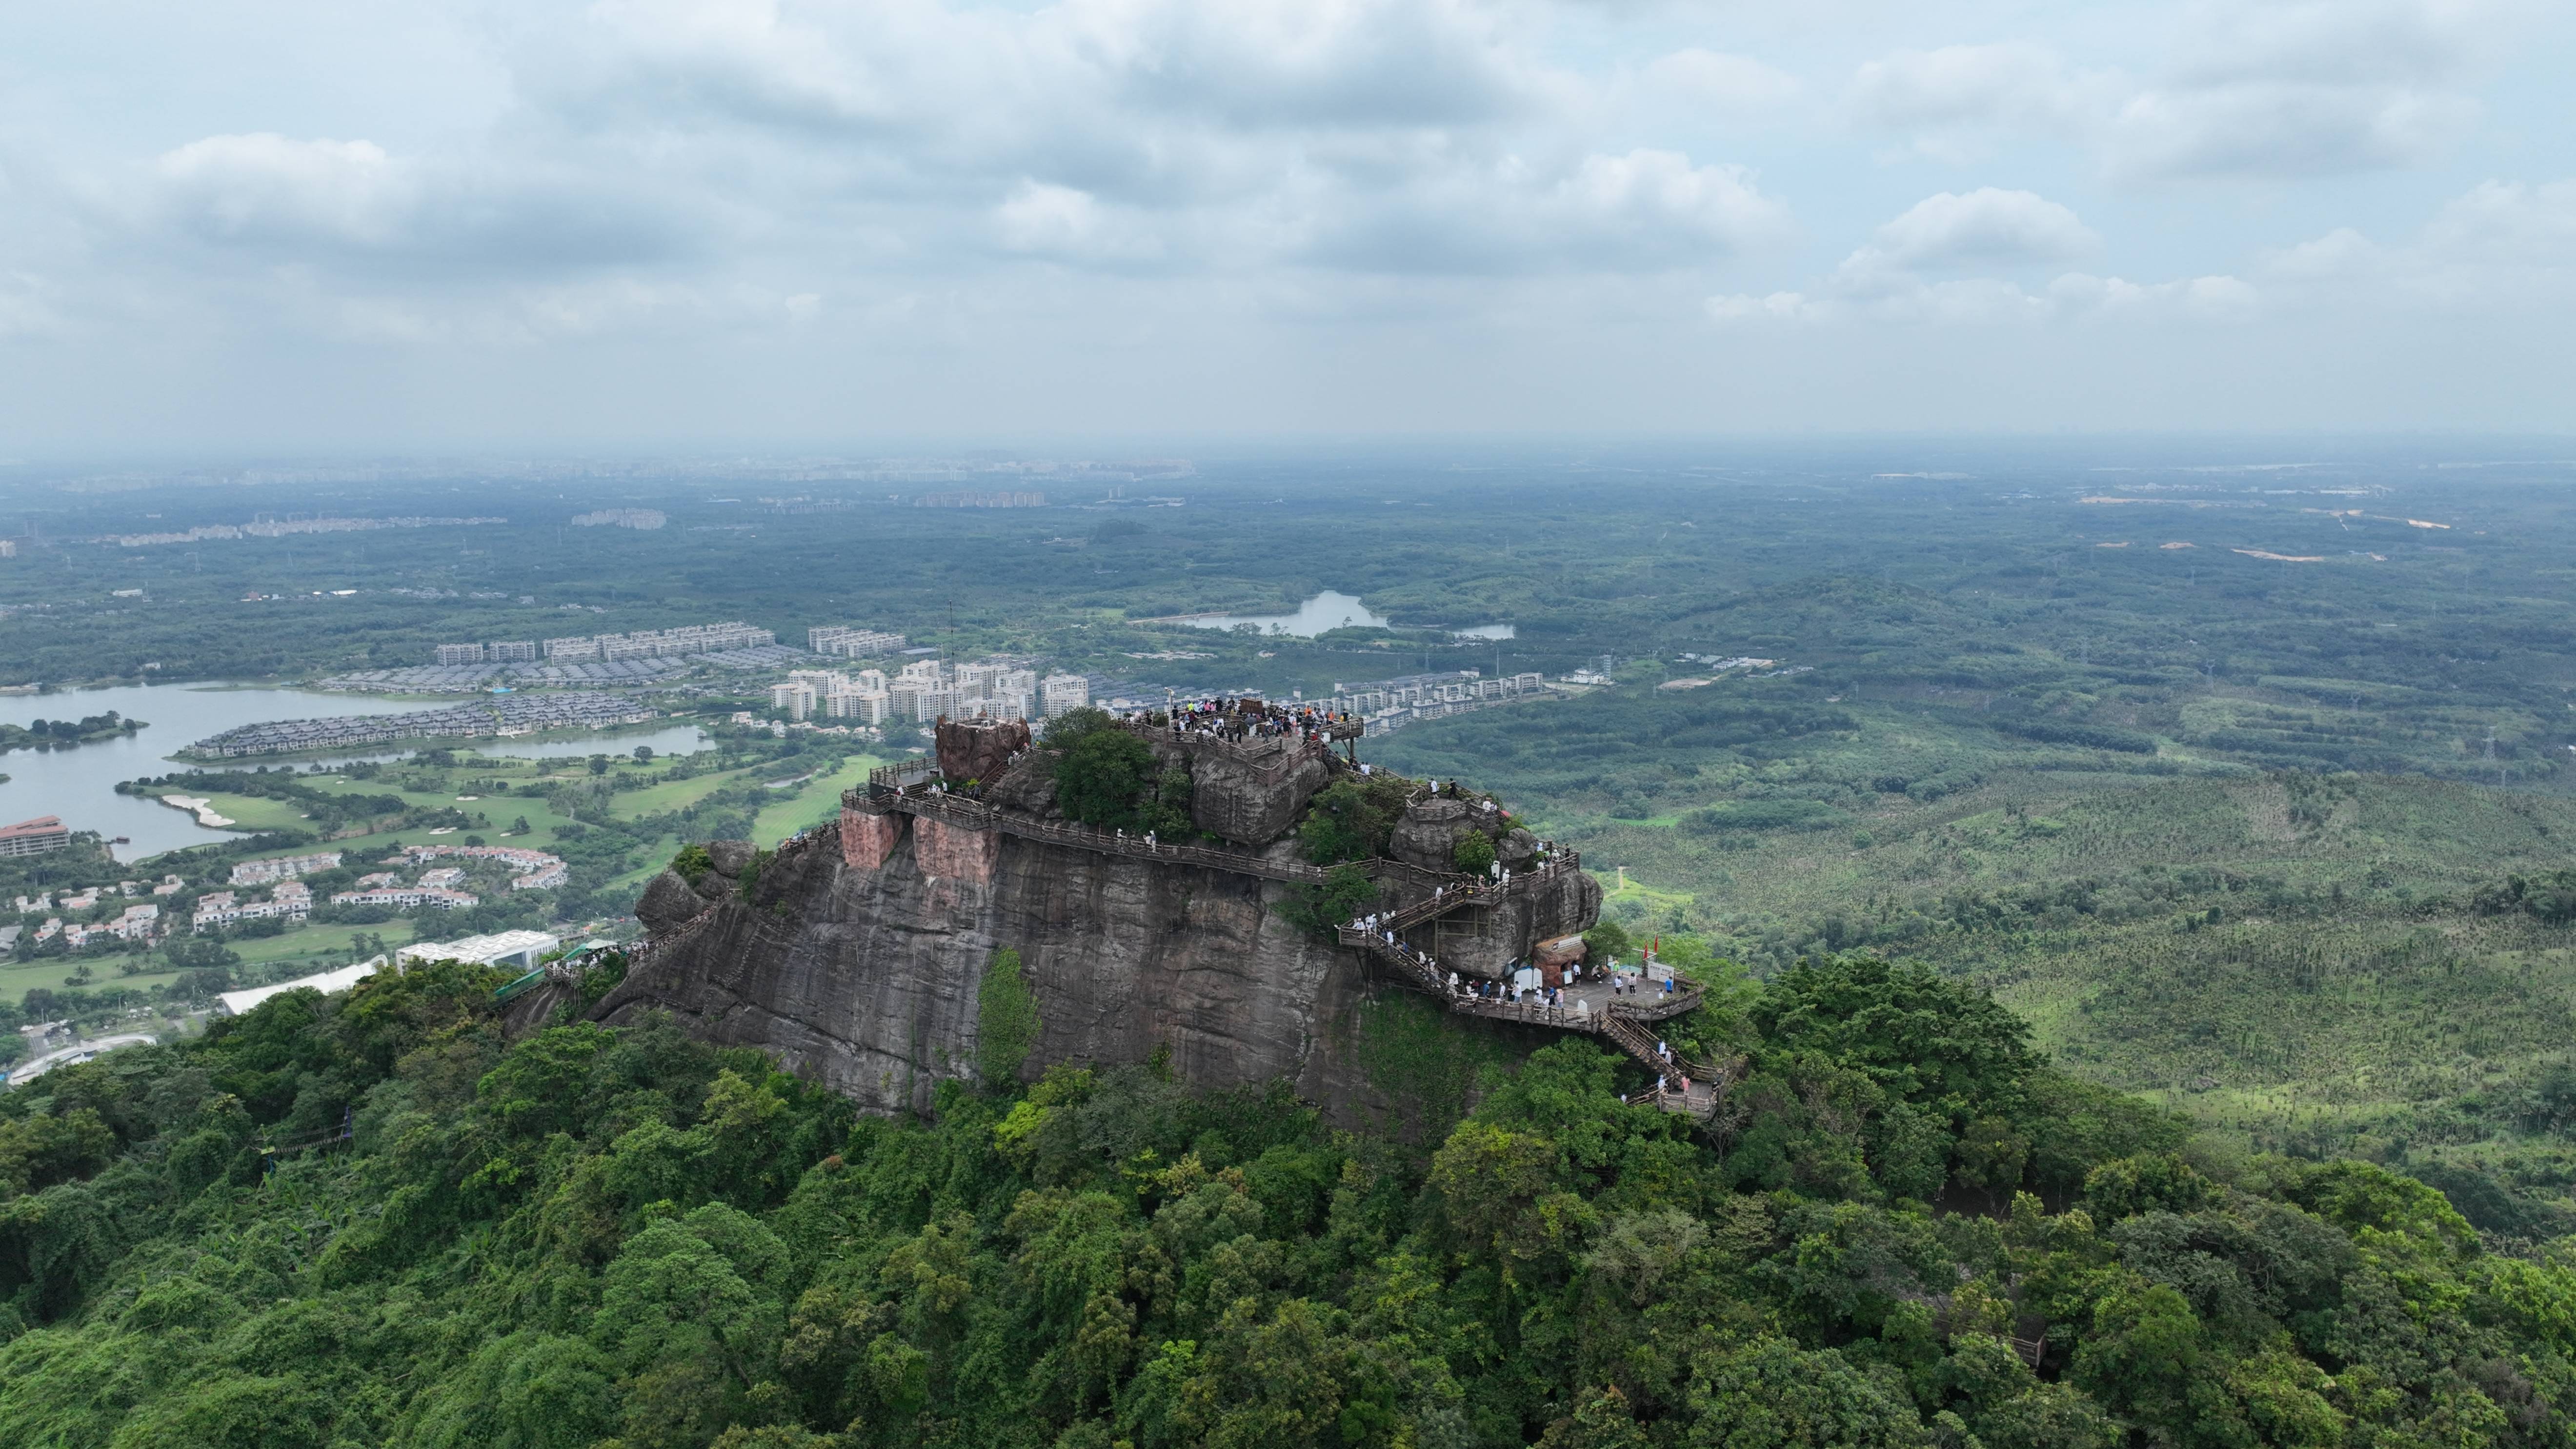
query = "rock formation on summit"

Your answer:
(575, 708), (1623, 1127)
